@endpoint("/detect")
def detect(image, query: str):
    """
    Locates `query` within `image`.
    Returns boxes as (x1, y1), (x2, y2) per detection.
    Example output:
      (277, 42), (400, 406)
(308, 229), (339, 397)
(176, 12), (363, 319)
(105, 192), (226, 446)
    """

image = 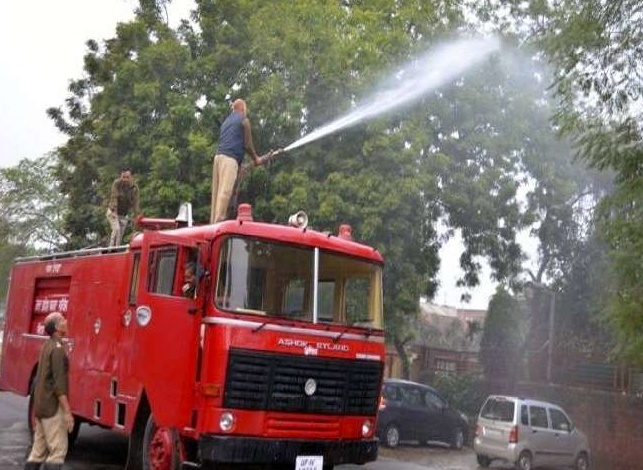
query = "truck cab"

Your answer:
(0, 205), (385, 470)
